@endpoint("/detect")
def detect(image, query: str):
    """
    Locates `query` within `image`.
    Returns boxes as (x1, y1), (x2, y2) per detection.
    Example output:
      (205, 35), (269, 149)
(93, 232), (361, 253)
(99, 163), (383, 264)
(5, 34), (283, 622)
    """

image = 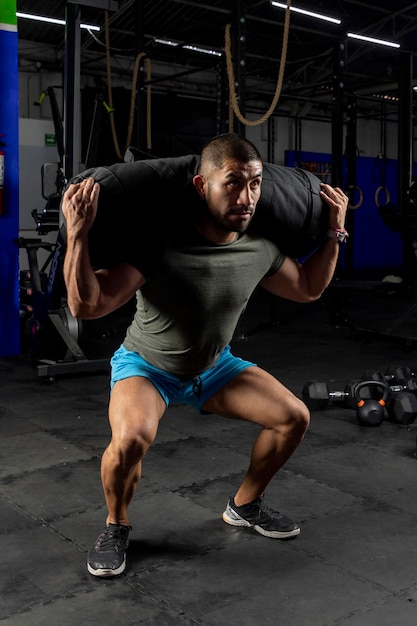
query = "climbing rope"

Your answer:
(224, 0), (291, 128)
(104, 11), (152, 159)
